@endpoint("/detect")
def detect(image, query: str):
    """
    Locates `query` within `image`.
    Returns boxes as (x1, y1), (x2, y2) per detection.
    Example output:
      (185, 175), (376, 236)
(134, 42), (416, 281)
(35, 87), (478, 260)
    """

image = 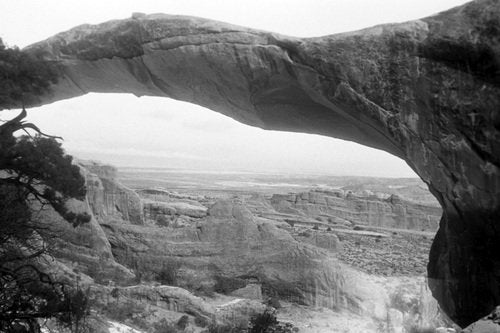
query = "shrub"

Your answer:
(249, 310), (277, 333)
(153, 318), (177, 333)
(207, 321), (247, 333)
(298, 231), (311, 237)
(177, 315), (189, 330)
(194, 315), (209, 328)
(105, 299), (145, 323)
(248, 310), (296, 333)
(157, 215), (170, 227)
(267, 296), (282, 309)
(157, 260), (181, 285)
(213, 276), (246, 294)
(312, 225), (319, 230)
